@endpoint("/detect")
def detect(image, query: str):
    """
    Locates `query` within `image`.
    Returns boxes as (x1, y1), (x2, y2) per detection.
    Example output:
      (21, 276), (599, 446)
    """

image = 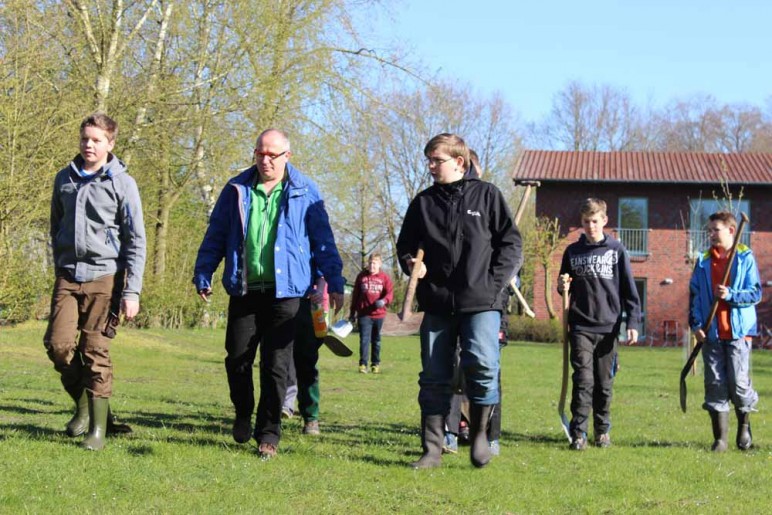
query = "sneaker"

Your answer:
(371, 364), (380, 374)
(488, 439), (500, 456)
(595, 433), (611, 448)
(281, 407), (294, 420)
(232, 417), (252, 444)
(258, 442), (277, 460)
(358, 364), (368, 374)
(303, 420), (321, 435)
(569, 436), (587, 451)
(442, 433), (458, 454)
